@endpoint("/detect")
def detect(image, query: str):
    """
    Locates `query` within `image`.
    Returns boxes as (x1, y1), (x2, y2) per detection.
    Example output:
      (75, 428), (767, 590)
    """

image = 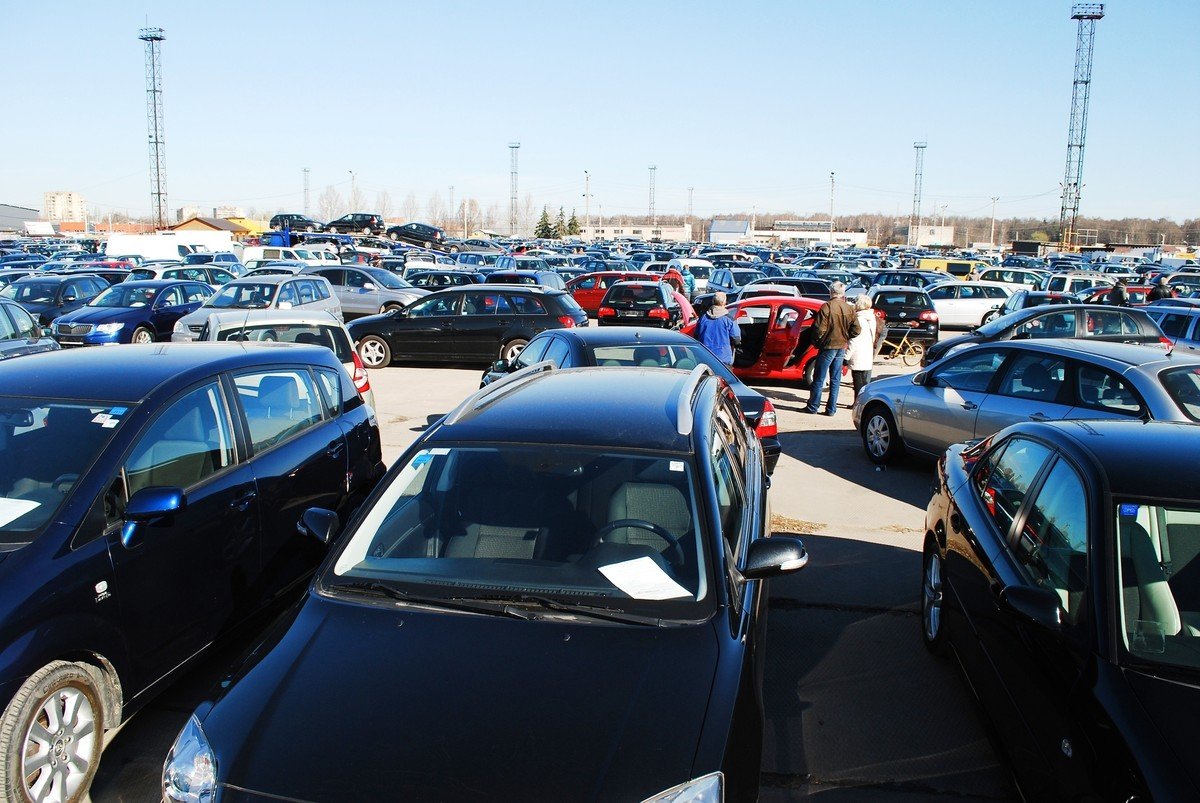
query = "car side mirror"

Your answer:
(62, 296), (76, 304)
(740, 535), (808, 579)
(40, 327), (53, 338)
(913, 370), (929, 385)
(122, 486), (186, 549)
(998, 584), (1062, 631)
(362, 282), (376, 291)
(493, 358), (510, 373)
(278, 301), (293, 309)
(299, 507), (339, 545)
